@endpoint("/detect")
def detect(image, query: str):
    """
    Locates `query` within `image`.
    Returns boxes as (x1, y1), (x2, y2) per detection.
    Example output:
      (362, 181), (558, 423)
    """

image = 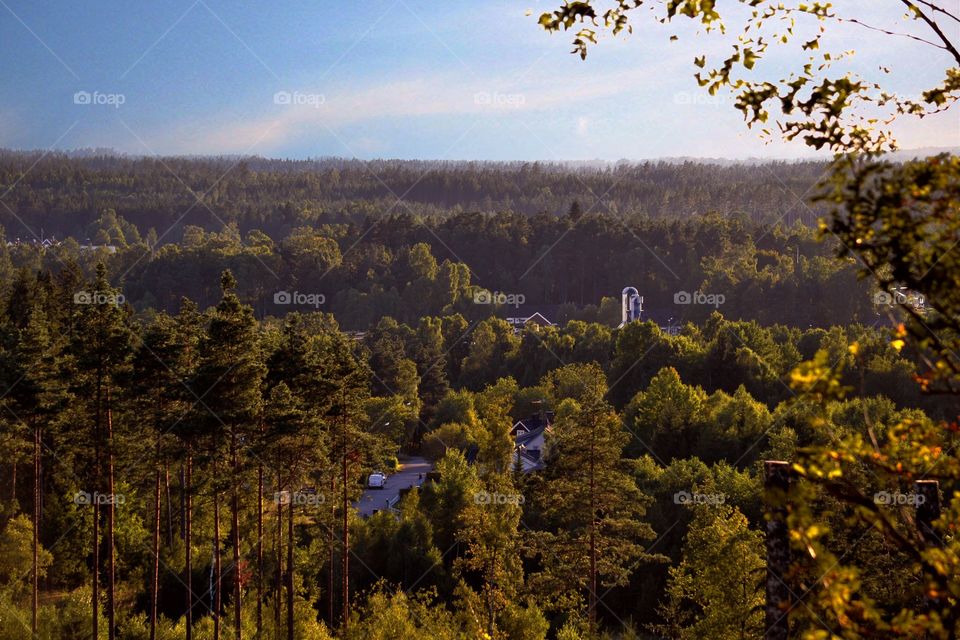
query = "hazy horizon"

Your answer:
(2, 0), (957, 161)
(3, 144), (958, 166)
